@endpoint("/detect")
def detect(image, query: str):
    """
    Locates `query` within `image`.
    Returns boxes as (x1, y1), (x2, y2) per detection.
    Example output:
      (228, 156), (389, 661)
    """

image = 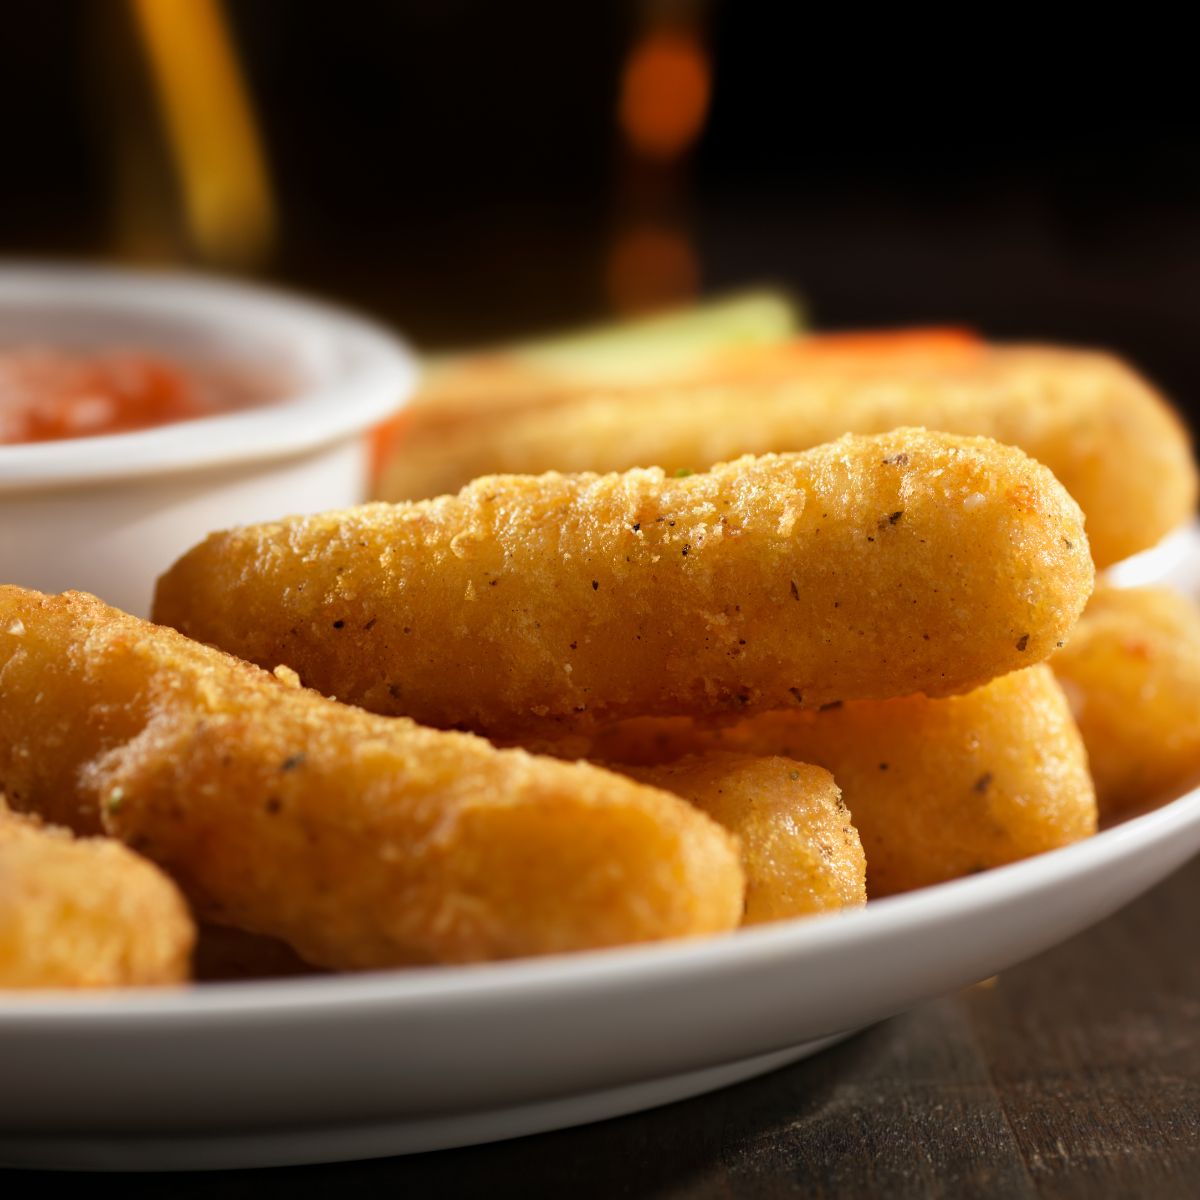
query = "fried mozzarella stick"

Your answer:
(155, 430), (1093, 738)
(0, 805), (194, 988)
(558, 666), (1097, 896)
(379, 345), (1194, 568)
(712, 666), (1097, 896)
(622, 754), (866, 924)
(0, 588), (743, 968)
(1053, 586), (1200, 817)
